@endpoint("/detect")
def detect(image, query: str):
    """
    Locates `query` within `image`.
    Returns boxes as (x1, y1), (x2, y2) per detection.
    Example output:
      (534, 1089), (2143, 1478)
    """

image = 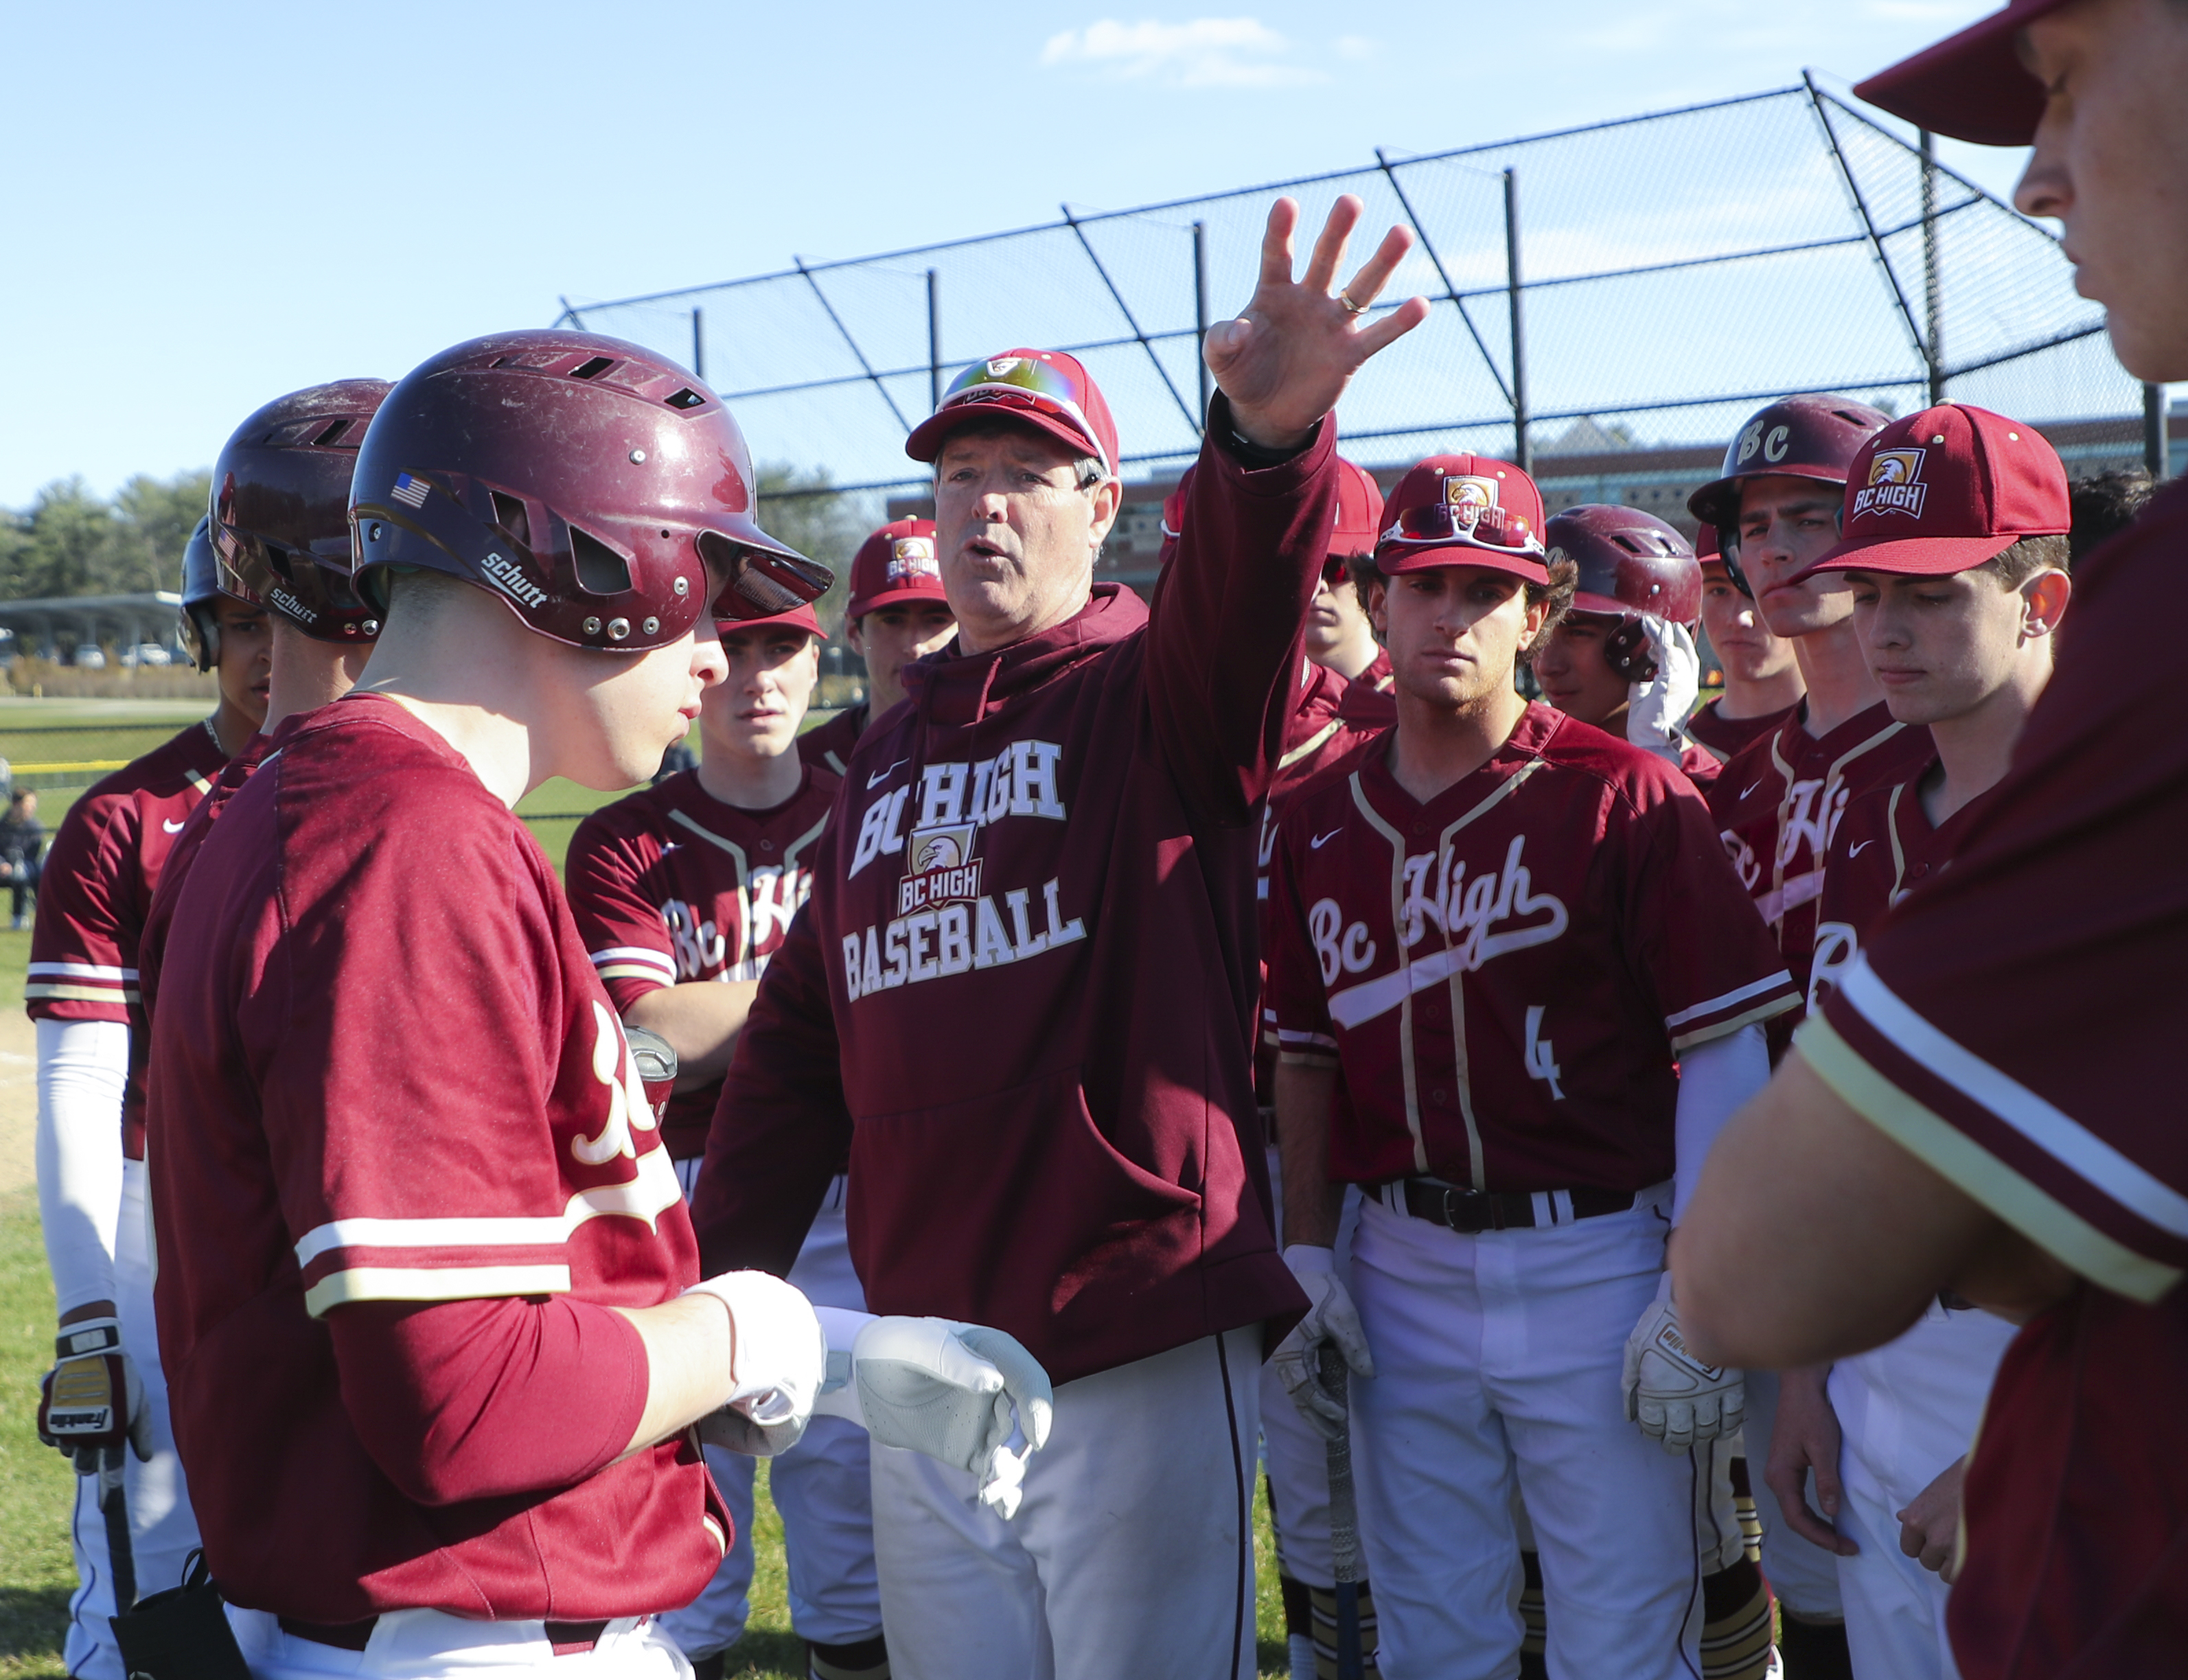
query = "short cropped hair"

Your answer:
(2067, 468), (2154, 564)
(1345, 551), (1578, 667)
(1981, 532), (2072, 592)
